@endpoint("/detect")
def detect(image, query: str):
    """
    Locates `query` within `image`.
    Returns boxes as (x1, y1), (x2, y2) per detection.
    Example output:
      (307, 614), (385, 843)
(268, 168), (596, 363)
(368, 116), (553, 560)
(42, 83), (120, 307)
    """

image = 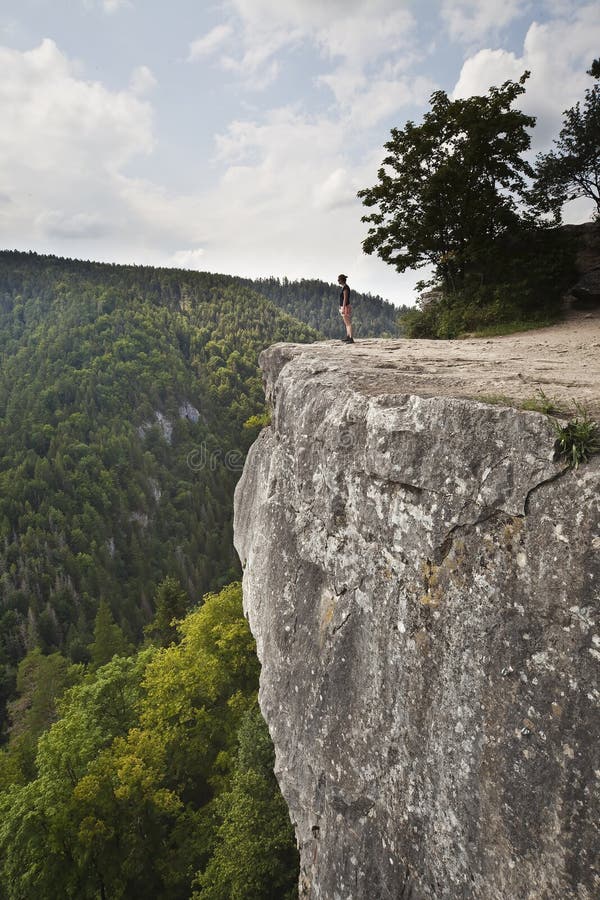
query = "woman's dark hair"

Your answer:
(338, 273), (347, 282)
